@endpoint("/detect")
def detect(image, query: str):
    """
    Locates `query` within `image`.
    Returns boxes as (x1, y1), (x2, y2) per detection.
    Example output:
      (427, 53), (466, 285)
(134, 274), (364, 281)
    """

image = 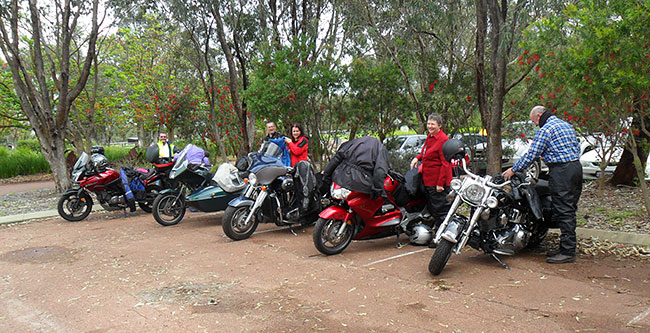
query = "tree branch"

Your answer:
(413, 29), (474, 68)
